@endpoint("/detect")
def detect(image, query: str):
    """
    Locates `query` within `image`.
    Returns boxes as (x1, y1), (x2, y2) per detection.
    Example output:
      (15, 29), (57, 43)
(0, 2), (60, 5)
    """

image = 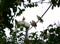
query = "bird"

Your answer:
(37, 15), (43, 23)
(30, 20), (37, 27)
